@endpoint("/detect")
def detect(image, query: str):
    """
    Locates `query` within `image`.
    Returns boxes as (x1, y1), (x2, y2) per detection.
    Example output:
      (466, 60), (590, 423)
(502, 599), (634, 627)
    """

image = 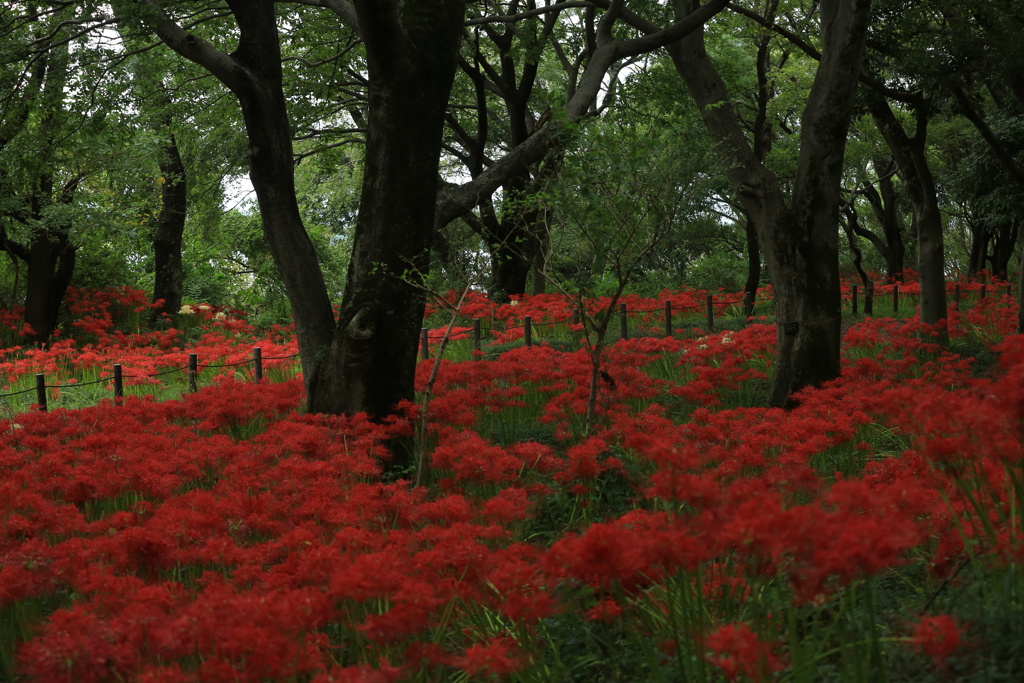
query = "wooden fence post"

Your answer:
(619, 303), (628, 340)
(524, 316), (532, 347)
(188, 353), (198, 393)
(893, 284), (899, 315)
(706, 294), (714, 331)
(852, 285), (858, 315)
(253, 347), (263, 383)
(665, 300), (672, 337)
(420, 328), (429, 360)
(35, 374), (46, 412)
(113, 364), (123, 400)
(473, 318), (481, 353)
